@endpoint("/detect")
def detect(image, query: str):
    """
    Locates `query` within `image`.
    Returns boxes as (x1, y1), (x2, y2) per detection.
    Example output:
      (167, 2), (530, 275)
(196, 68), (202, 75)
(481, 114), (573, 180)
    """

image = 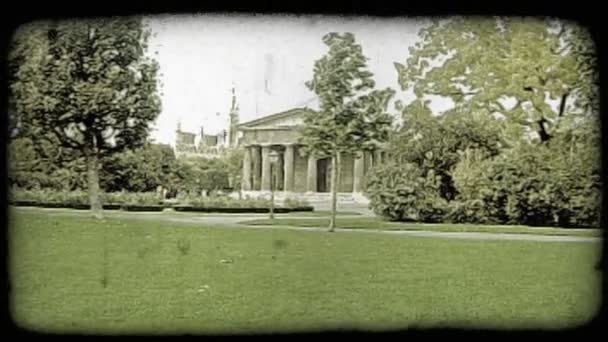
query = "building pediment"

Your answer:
(238, 108), (315, 130)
